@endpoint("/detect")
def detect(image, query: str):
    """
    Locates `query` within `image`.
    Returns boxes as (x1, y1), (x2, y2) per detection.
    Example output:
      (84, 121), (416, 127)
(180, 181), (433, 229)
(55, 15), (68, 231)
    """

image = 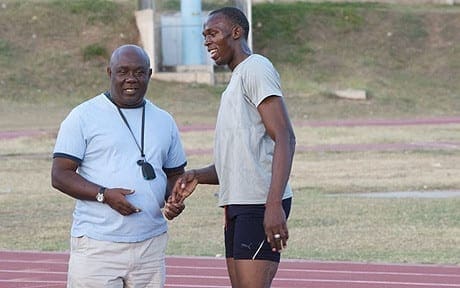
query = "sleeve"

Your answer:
(52, 108), (86, 163)
(162, 119), (187, 172)
(242, 56), (283, 107)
